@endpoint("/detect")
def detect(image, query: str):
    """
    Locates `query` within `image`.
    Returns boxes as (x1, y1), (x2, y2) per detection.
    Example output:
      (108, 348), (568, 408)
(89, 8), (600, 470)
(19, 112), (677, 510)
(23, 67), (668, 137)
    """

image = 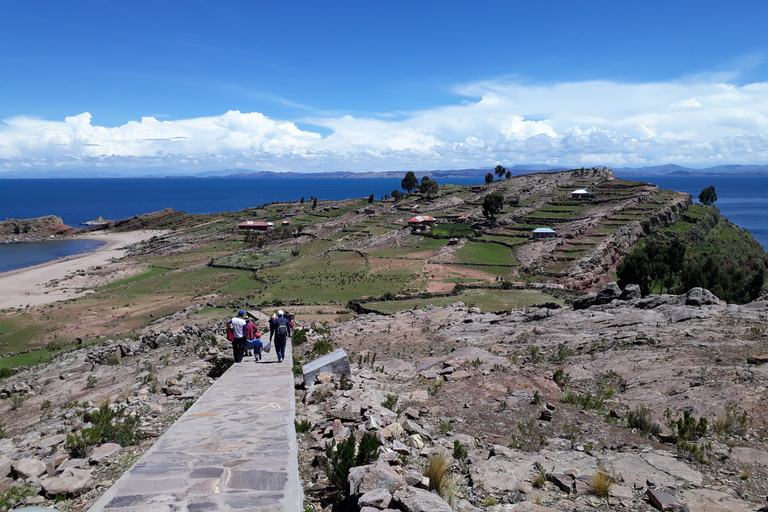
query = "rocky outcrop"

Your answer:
(0, 215), (74, 239)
